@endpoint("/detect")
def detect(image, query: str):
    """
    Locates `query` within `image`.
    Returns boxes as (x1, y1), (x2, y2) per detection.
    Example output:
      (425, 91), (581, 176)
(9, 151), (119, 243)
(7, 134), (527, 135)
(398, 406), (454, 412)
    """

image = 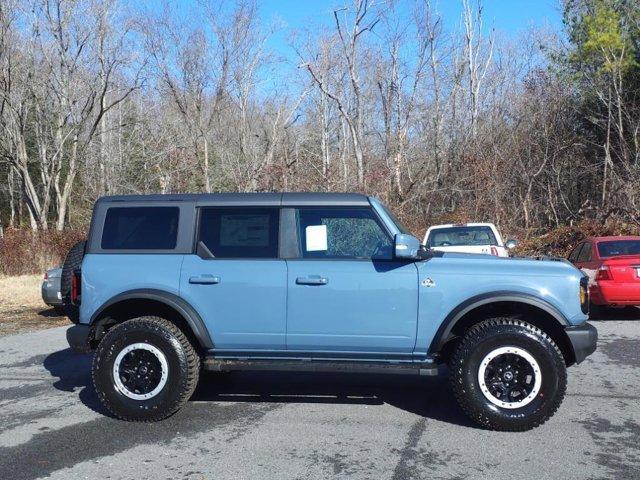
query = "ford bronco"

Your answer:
(65, 193), (597, 431)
